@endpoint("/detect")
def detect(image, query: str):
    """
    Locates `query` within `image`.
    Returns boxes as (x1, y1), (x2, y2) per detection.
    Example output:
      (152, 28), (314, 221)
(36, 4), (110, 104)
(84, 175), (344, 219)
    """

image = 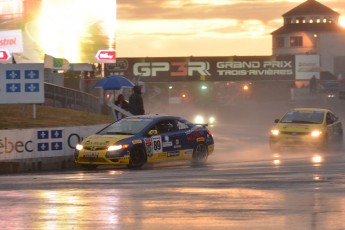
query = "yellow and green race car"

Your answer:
(269, 108), (343, 152)
(74, 115), (214, 169)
